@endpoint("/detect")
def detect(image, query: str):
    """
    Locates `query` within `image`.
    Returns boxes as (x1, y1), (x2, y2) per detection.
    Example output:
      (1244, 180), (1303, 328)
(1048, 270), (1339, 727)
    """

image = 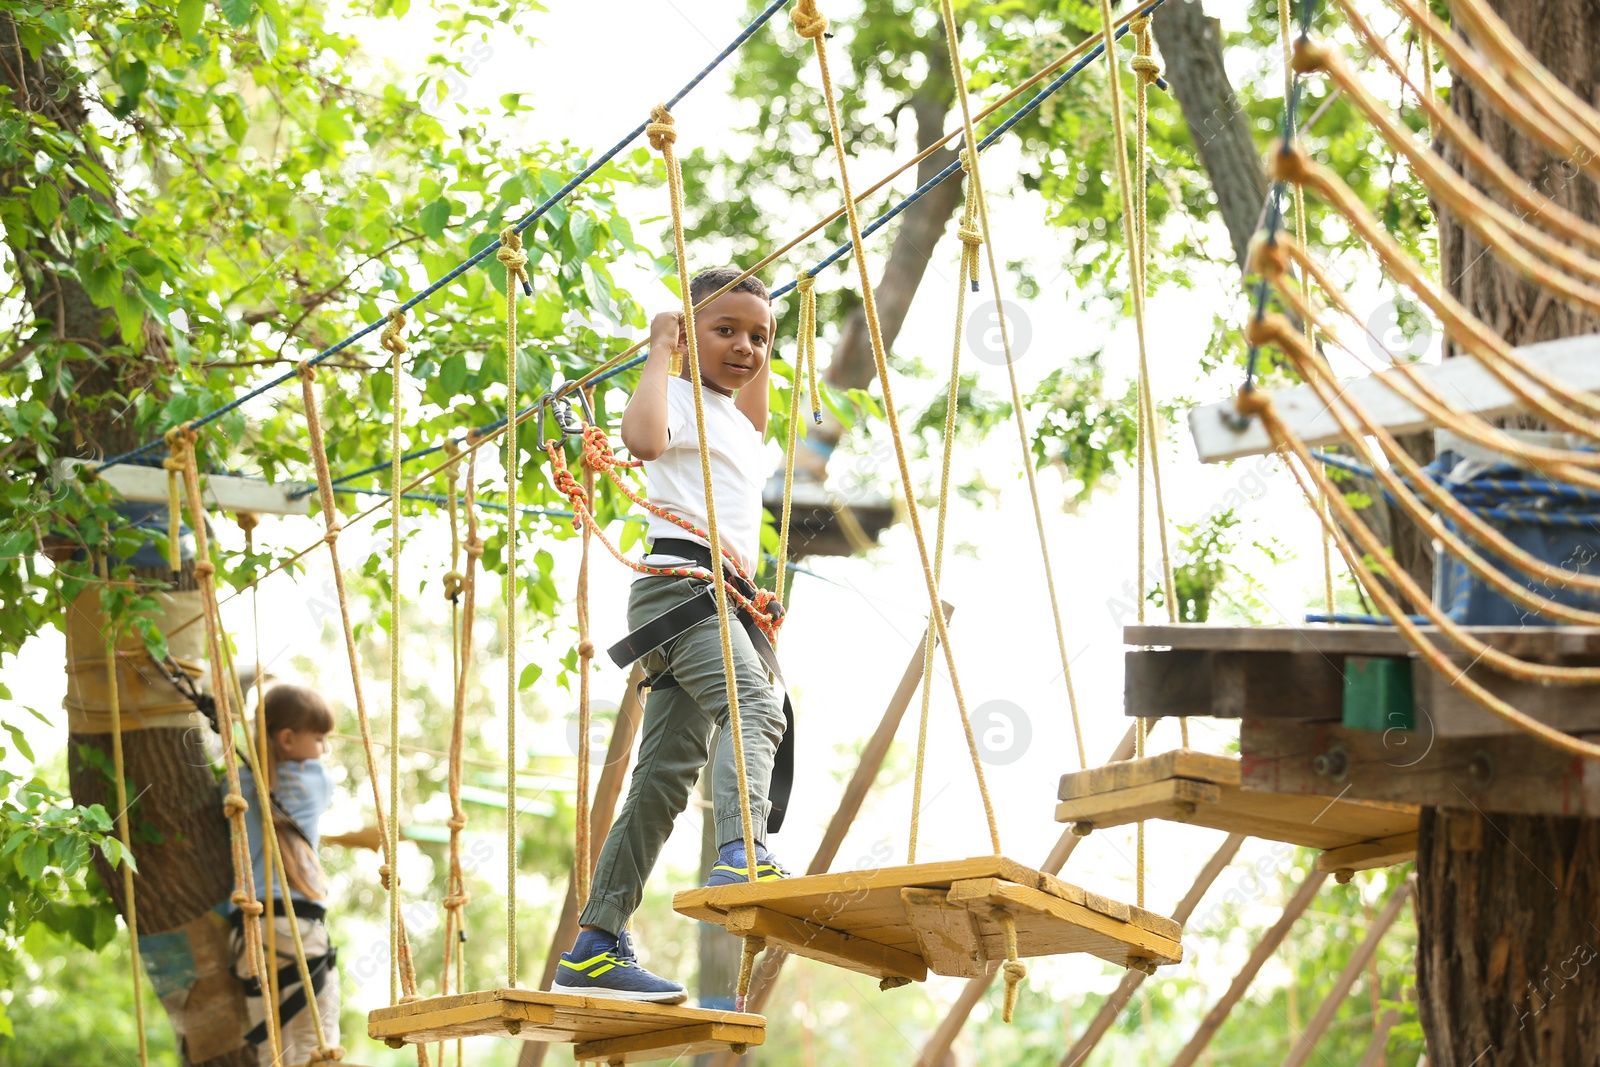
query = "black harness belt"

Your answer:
(606, 538), (795, 832)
